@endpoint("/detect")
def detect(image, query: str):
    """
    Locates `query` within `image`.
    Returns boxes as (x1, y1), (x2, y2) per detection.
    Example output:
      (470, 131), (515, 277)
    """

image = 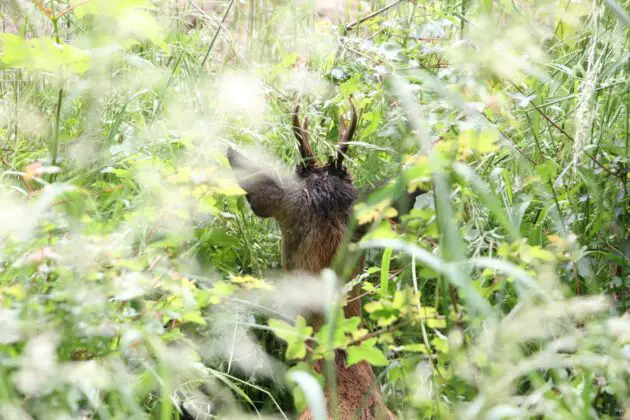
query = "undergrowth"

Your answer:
(0, 0), (628, 419)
